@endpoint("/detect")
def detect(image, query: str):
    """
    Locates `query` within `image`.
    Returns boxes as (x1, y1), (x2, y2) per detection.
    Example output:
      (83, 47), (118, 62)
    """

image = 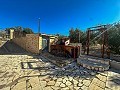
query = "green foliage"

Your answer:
(14, 26), (23, 32)
(108, 23), (120, 54)
(69, 28), (86, 45)
(23, 28), (33, 34)
(56, 33), (67, 39)
(5, 26), (34, 34)
(90, 31), (101, 45)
